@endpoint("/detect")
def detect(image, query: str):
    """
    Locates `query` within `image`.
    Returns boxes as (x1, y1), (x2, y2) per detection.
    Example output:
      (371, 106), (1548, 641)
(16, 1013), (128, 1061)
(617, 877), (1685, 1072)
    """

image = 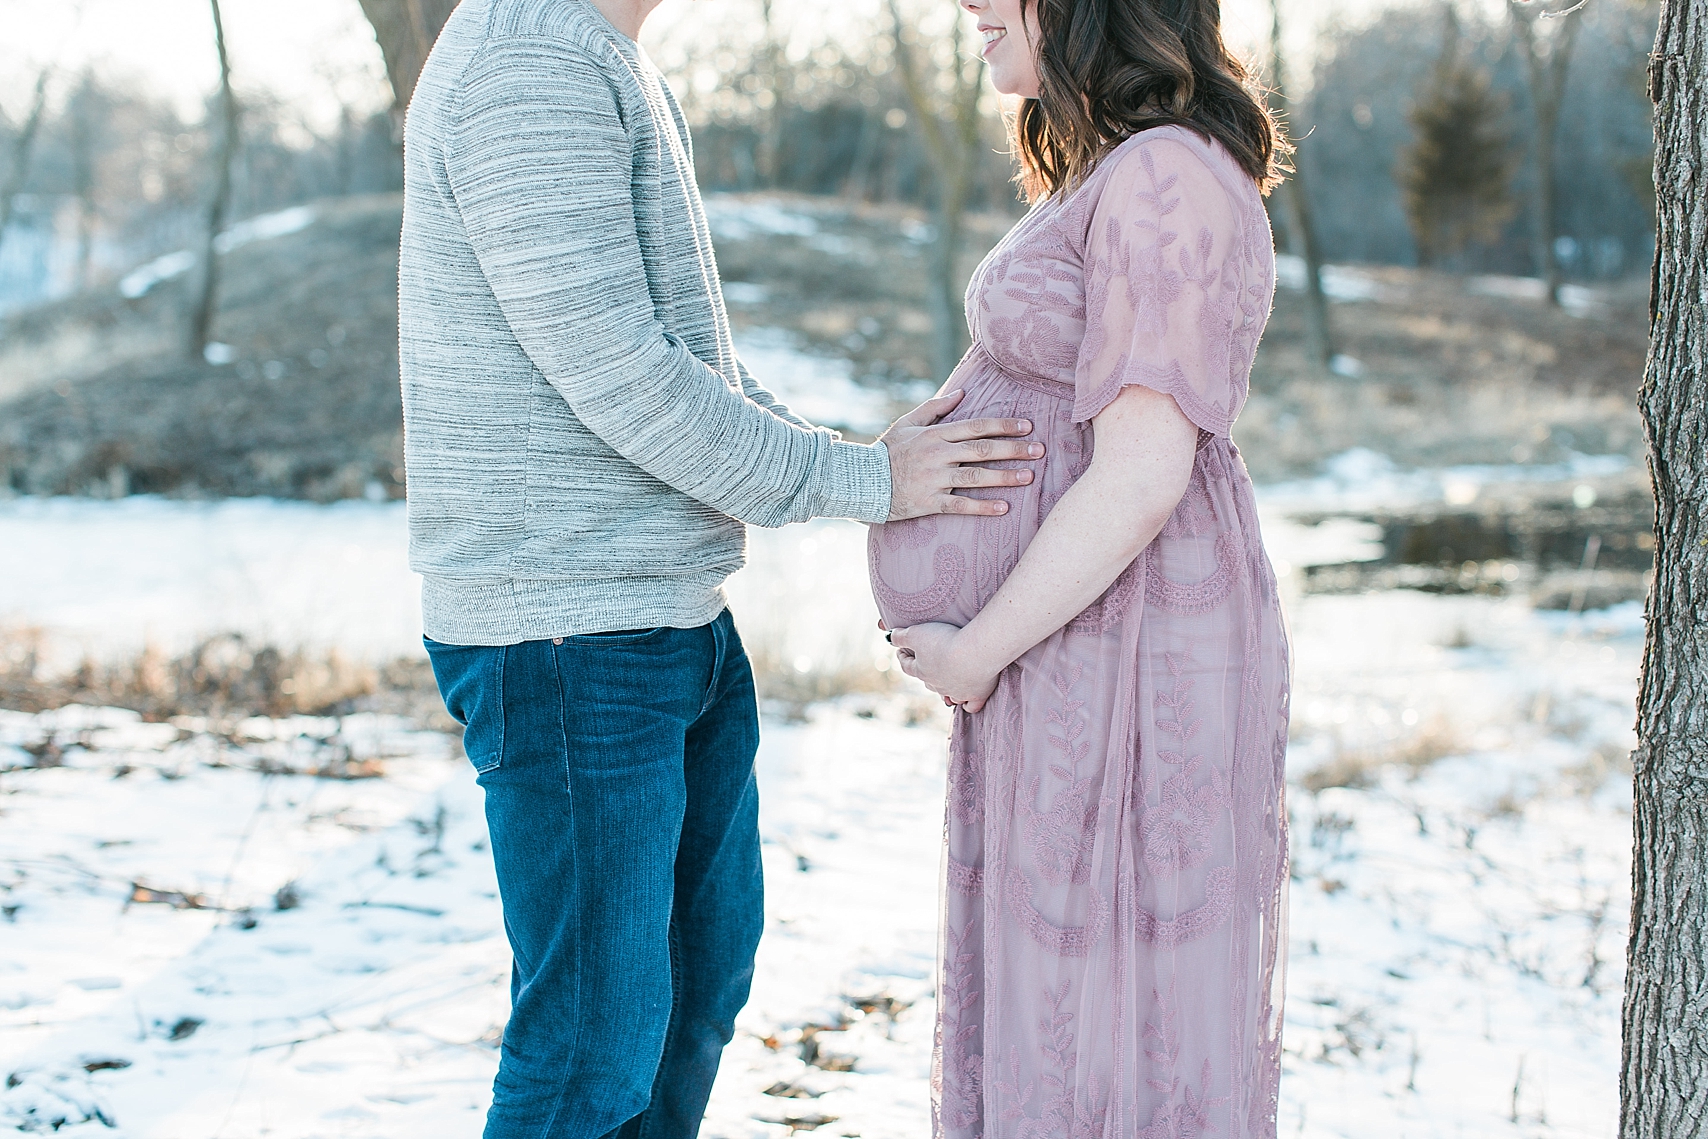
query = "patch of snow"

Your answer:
(116, 206), (318, 300)
(1260, 447), (1632, 514)
(1276, 254), (1390, 303)
(736, 329), (894, 436)
(1467, 276), (1612, 320)
(703, 197), (819, 241)
(211, 205), (316, 254)
(0, 582), (1636, 1137)
(721, 281), (770, 305)
(1329, 354), (1365, 377)
(900, 218), (935, 245)
(0, 497), (421, 666)
(117, 251), (195, 300)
